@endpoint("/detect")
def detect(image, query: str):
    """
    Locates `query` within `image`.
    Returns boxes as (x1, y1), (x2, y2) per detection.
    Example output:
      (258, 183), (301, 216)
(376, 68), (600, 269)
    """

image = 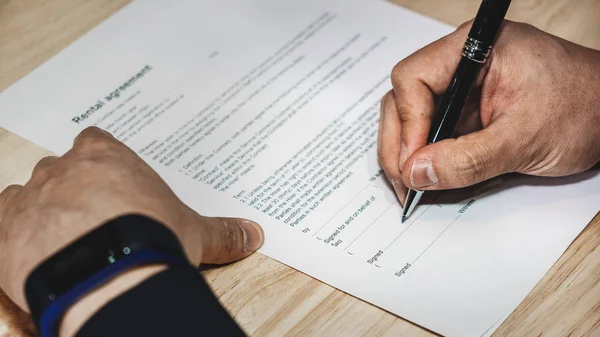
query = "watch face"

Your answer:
(43, 227), (137, 296)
